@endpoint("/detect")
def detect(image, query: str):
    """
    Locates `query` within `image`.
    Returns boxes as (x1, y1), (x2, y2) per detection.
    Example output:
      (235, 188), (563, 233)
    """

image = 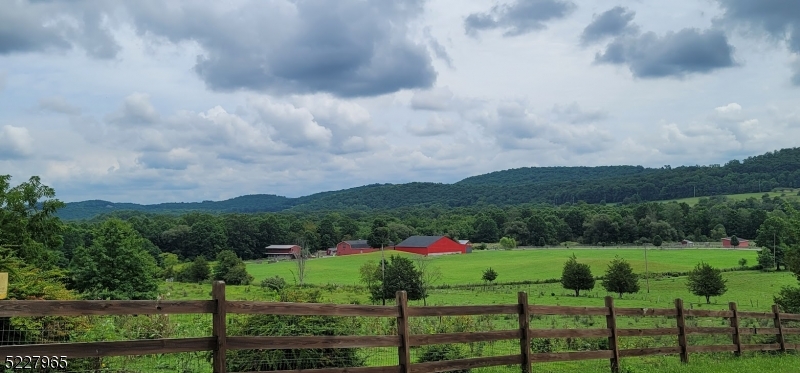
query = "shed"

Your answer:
(722, 237), (749, 248)
(335, 240), (379, 256)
